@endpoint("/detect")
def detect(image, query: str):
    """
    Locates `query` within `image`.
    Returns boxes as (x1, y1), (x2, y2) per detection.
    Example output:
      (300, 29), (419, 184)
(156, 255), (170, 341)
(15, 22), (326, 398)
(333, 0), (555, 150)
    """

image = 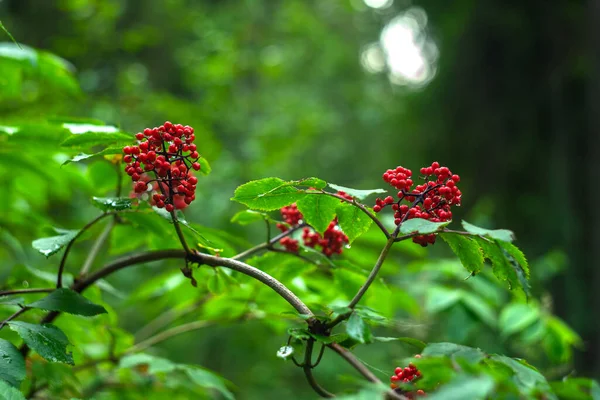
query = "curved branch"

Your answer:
(303, 339), (335, 398)
(57, 212), (116, 288)
(126, 320), (214, 354)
